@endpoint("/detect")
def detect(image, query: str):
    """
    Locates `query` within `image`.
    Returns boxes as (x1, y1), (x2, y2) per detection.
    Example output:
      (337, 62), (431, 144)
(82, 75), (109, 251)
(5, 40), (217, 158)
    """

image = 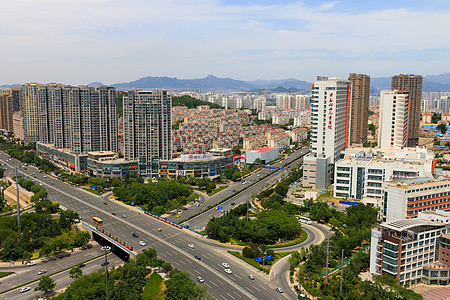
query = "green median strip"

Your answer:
(0, 272), (12, 279)
(228, 251), (270, 274)
(0, 252), (108, 295)
(268, 228), (308, 249)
